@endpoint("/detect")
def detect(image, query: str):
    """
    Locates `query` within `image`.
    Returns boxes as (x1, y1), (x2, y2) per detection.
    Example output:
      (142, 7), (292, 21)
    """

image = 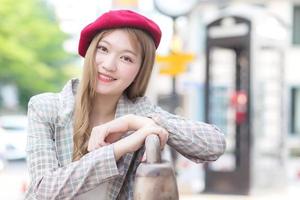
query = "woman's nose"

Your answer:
(102, 55), (117, 72)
